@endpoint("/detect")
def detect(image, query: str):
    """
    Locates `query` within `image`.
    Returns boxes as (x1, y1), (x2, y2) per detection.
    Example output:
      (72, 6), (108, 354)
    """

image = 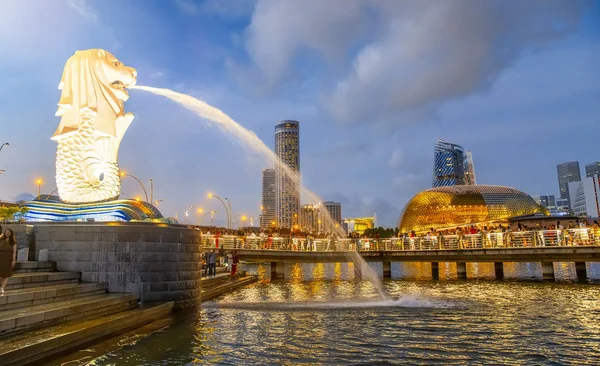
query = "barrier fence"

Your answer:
(199, 228), (600, 252)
